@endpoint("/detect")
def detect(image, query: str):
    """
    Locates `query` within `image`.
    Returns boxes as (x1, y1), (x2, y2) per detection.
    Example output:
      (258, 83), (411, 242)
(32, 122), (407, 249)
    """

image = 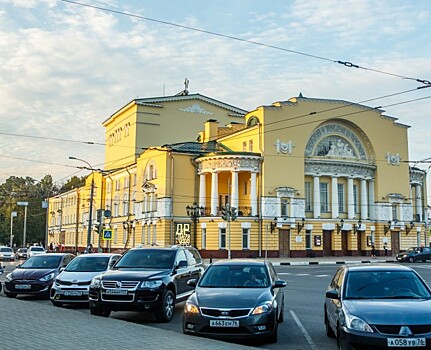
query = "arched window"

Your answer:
(145, 161), (157, 180)
(247, 116), (259, 127)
